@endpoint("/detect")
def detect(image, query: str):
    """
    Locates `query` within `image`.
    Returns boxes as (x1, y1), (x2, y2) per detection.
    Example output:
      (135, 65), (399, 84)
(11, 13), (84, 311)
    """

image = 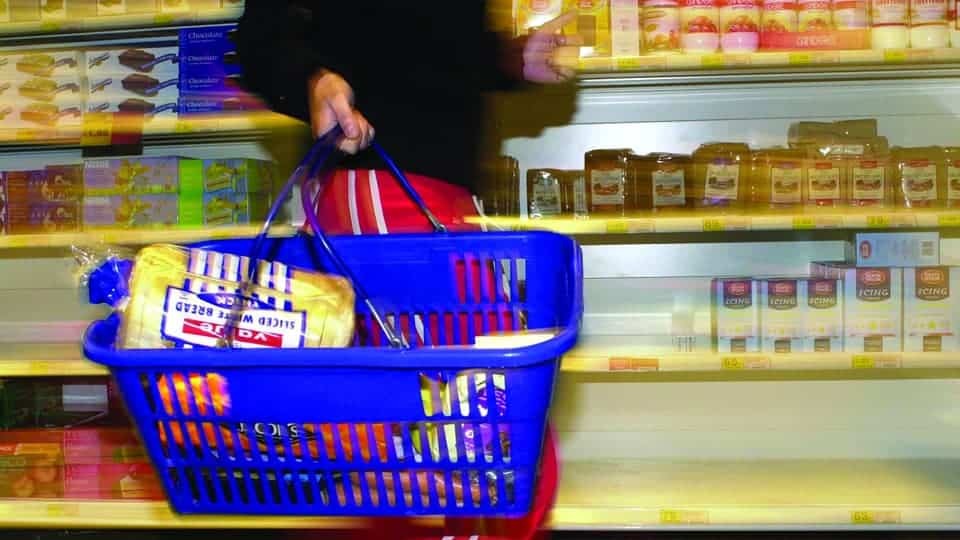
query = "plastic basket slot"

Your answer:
(499, 424), (511, 464)
(516, 258), (527, 302)
(370, 423), (388, 463)
(216, 467), (236, 504)
(332, 472), (347, 507)
(310, 470), (329, 506)
(138, 373), (157, 413)
(451, 470), (464, 507)
(226, 422), (249, 463)
(181, 467), (203, 504)
(280, 469), (298, 504)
